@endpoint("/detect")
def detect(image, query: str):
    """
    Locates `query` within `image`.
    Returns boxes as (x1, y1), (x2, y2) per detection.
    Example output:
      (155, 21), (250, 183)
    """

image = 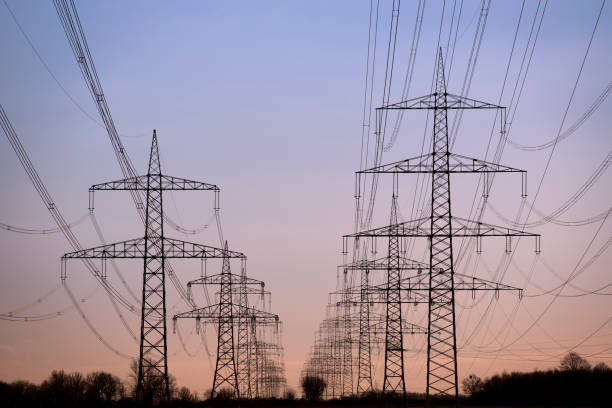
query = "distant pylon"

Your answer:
(62, 131), (238, 403)
(356, 266), (372, 394)
(174, 248), (280, 399)
(344, 48), (540, 404)
(383, 195), (405, 394)
(212, 241), (240, 398)
(237, 265), (252, 397)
